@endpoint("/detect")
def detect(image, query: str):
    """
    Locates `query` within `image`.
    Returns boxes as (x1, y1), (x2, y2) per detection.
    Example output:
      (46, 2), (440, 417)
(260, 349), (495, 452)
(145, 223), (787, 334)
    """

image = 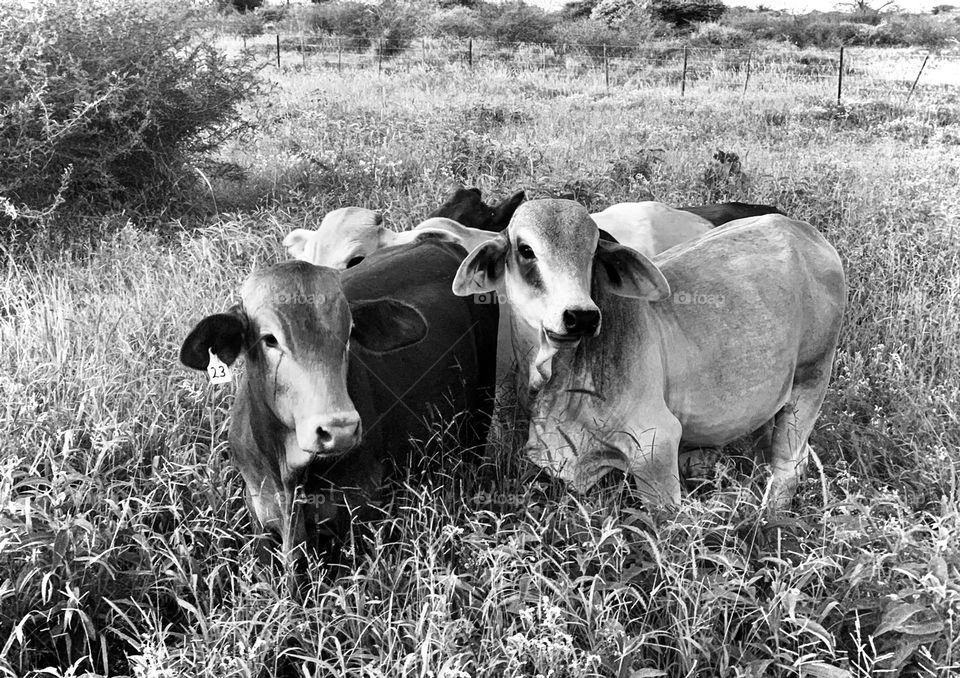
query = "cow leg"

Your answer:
(626, 412), (683, 507)
(765, 355), (834, 510)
